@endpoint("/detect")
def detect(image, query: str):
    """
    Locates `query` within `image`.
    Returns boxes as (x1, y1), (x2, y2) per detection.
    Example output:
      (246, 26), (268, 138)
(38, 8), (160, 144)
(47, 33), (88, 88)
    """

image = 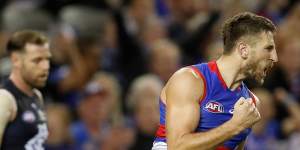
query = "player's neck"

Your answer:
(216, 56), (246, 91)
(9, 71), (34, 97)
